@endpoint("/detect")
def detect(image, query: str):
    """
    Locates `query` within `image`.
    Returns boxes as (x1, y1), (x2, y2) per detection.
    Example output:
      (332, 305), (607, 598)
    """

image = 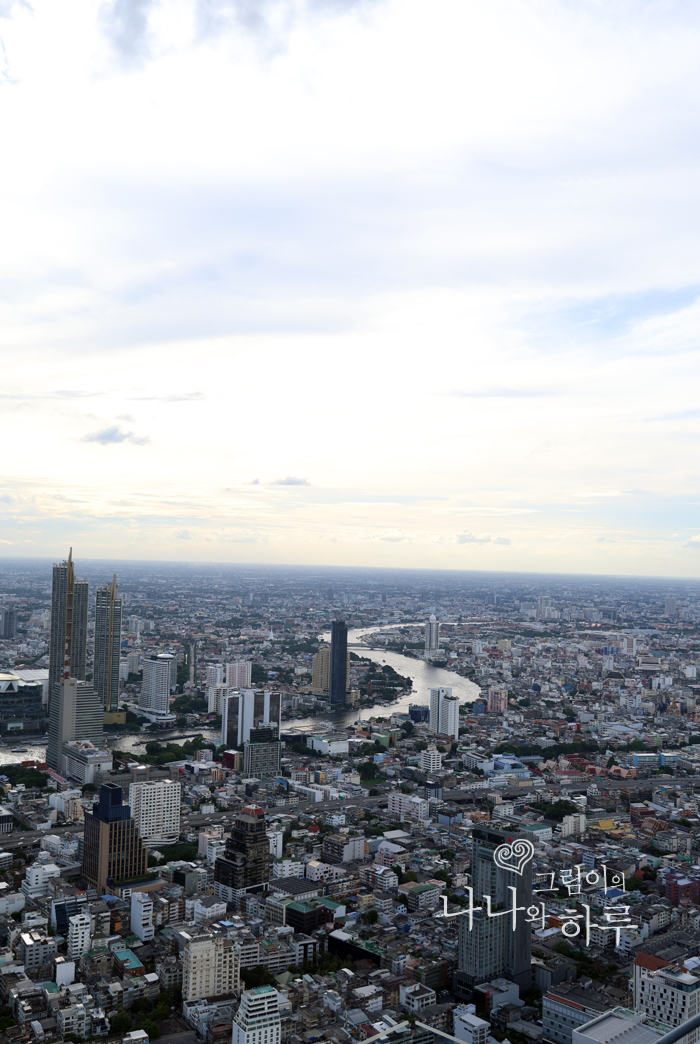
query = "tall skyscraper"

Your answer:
(232, 986), (281, 1044)
(457, 826), (532, 990)
(49, 550), (88, 704)
(329, 620), (348, 707)
(311, 646), (349, 697)
(429, 687), (459, 740)
(0, 610), (16, 640)
(82, 783), (148, 895)
(139, 654), (174, 717)
(94, 575), (122, 713)
(128, 779), (181, 847)
(226, 661), (252, 688)
(183, 931), (240, 1002)
(221, 689), (281, 748)
(213, 804), (271, 903)
(46, 679), (104, 770)
(425, 614), (440, 659)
